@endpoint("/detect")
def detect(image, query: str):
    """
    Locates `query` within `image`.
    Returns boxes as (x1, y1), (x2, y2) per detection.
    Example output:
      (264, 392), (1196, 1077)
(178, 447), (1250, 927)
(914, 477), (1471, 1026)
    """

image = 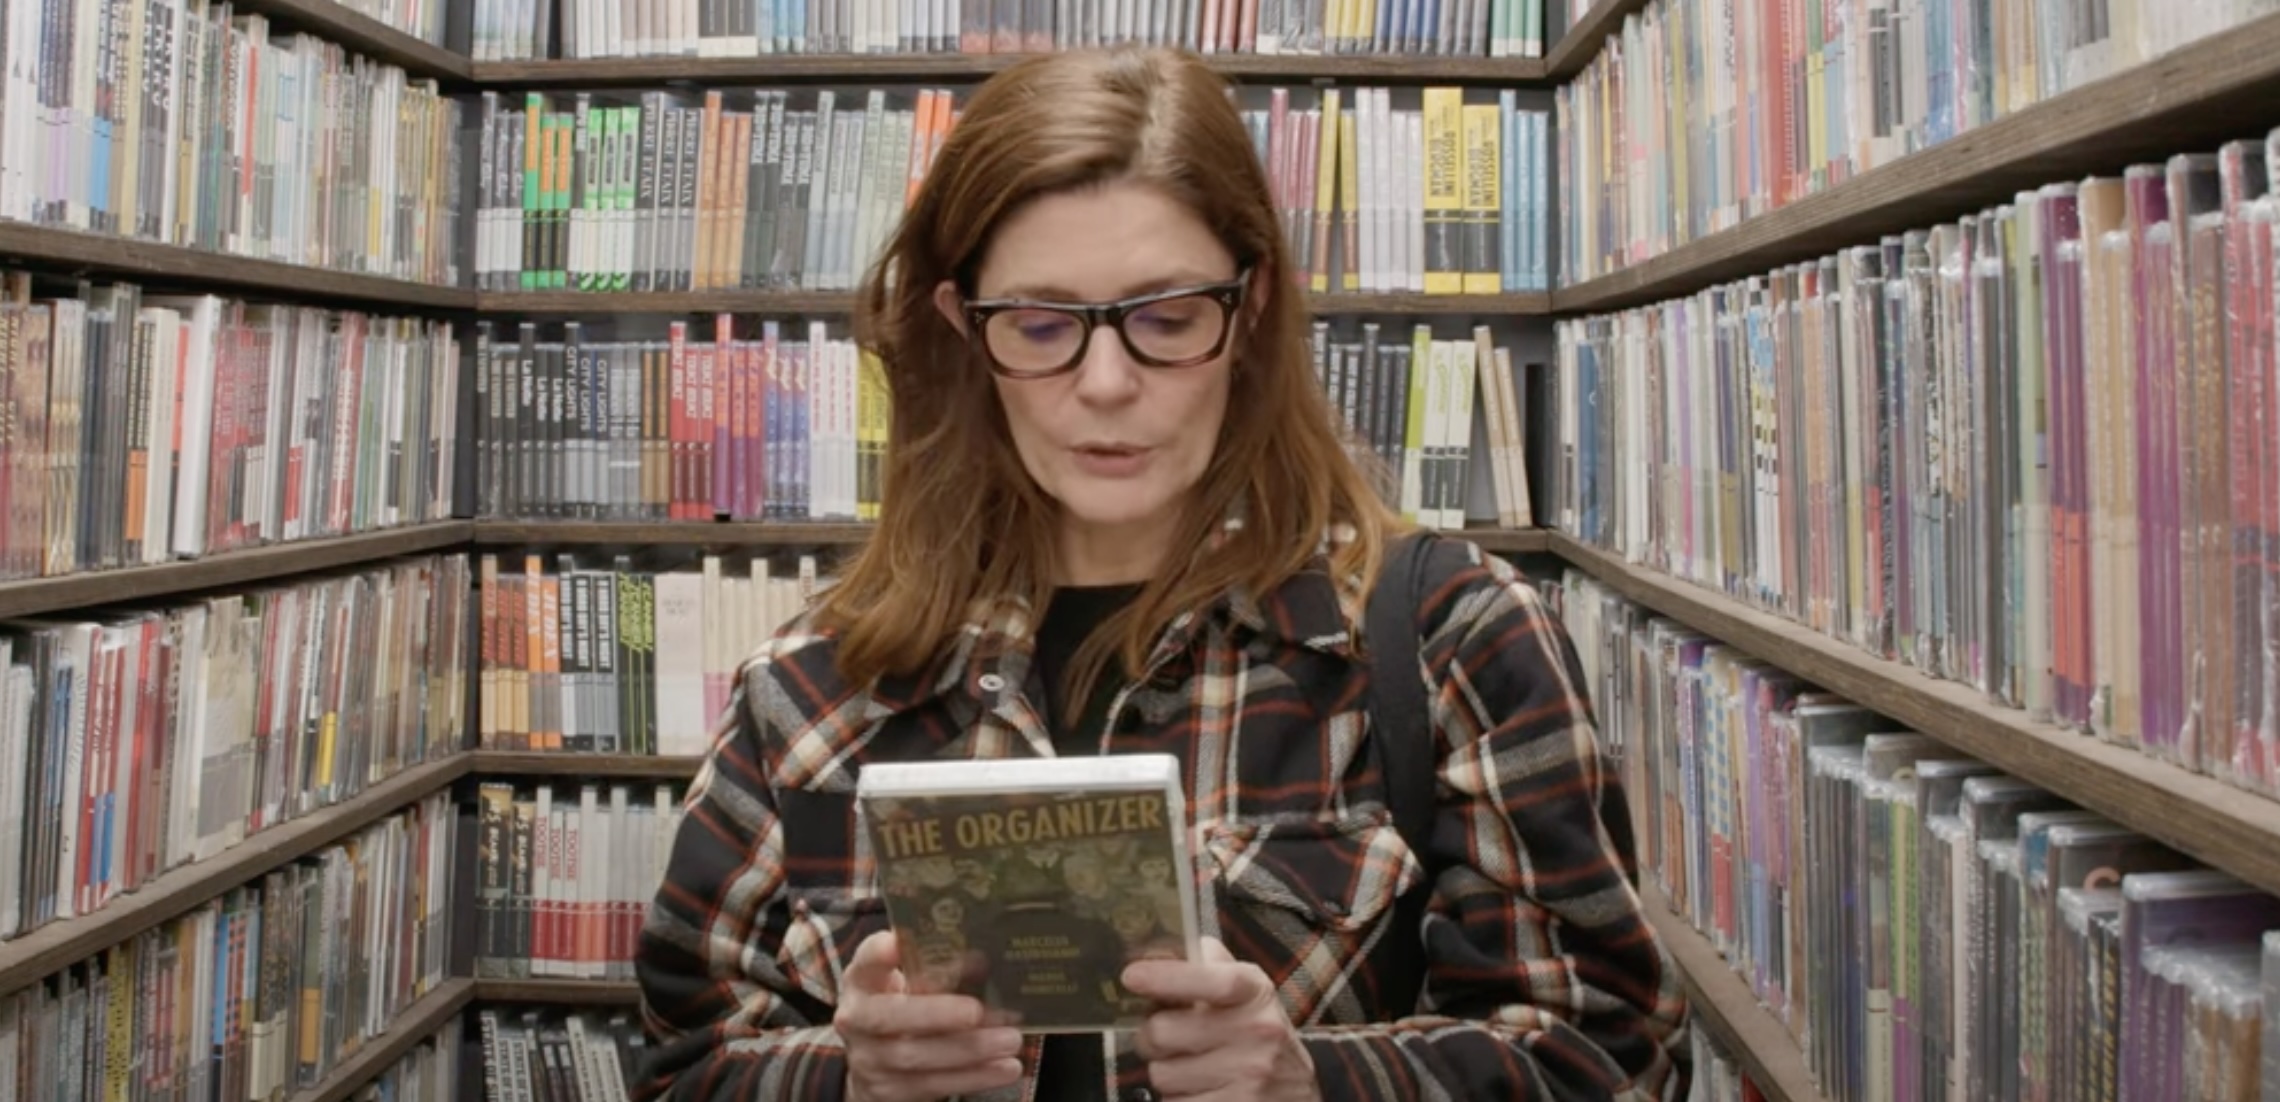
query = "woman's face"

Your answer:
(1112, 900), (1156, 942)
(940, 180), (1242, 573)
